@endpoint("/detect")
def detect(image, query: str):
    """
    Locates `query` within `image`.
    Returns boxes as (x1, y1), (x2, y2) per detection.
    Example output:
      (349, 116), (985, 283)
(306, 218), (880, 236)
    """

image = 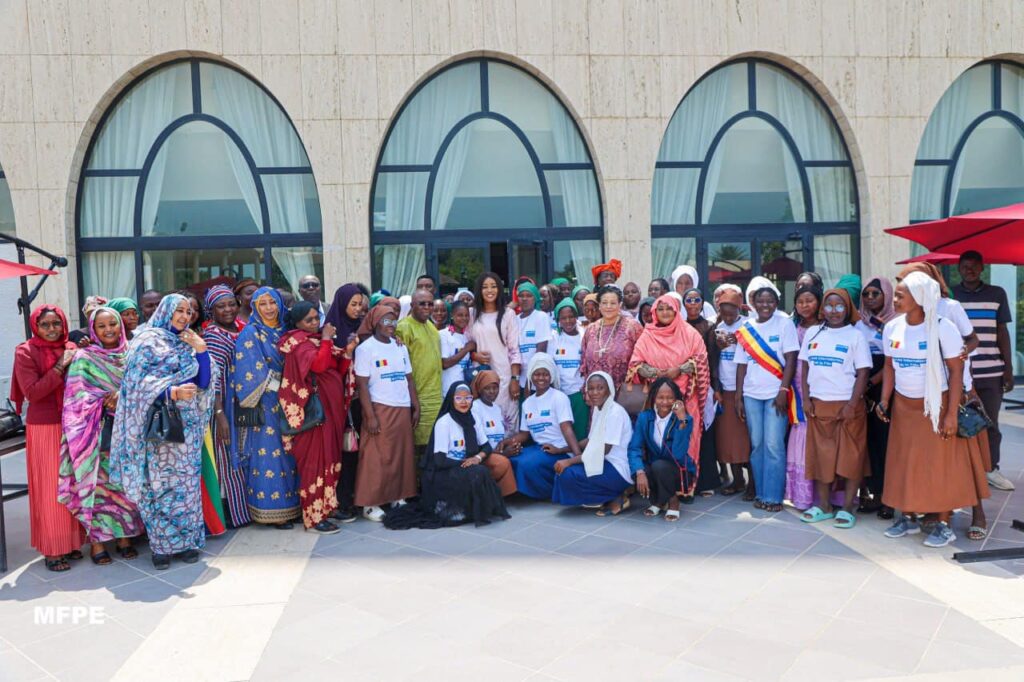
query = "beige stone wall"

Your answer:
(0, 0), (1022, 316)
